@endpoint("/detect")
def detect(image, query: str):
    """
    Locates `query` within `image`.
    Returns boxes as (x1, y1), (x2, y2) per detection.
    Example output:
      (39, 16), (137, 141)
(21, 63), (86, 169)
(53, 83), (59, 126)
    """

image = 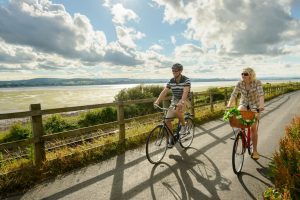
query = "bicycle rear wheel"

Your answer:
(146, 125), (168, 164)
(179, 117), (195, 148)
(232, 132), (245, 174)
